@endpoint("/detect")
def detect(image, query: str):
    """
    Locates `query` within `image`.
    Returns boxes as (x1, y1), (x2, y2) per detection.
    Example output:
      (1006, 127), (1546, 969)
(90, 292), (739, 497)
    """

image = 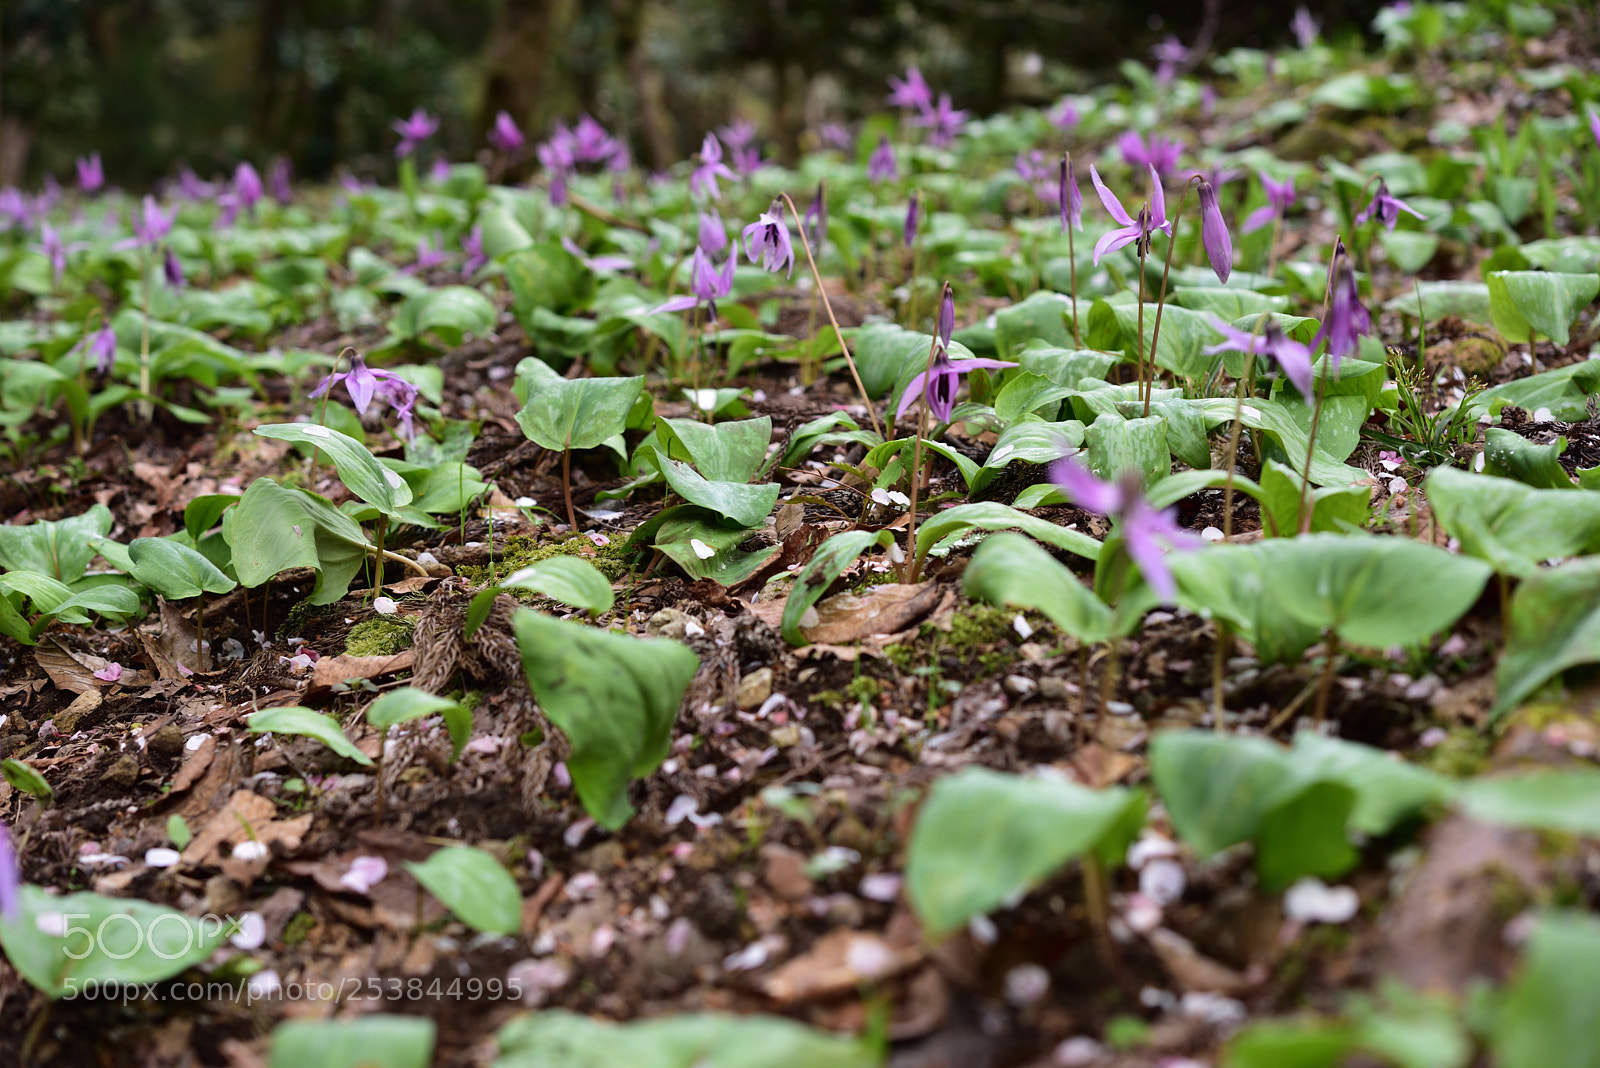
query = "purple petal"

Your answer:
(1093, 226), (1139, 265)
(896, 372), (929, 420)
(1198, 182), (1232, 285)
(1049, 456), (1124, 515)
(1090, 166), (1133, 226)
(1241, 205), (1277, 234)
(648, 295), (699, 315)
(1147, 165), (1167, 230)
